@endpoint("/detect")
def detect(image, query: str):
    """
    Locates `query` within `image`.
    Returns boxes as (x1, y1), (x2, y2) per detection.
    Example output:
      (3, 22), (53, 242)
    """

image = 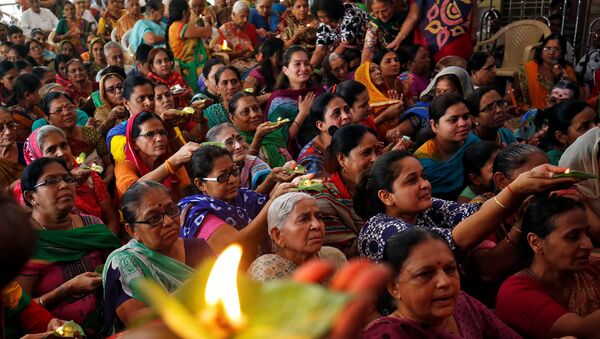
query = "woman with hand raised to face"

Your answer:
(265, 45), (323, 149)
